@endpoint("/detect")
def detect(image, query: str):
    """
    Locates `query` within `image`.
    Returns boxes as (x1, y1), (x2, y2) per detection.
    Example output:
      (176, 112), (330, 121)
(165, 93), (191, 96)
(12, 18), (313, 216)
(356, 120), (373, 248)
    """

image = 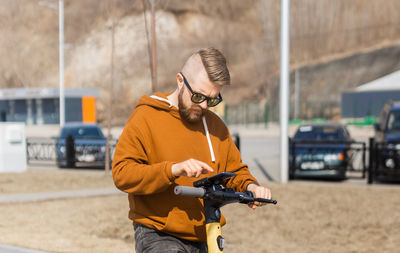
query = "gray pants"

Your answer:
(134, 224), (208, 253)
